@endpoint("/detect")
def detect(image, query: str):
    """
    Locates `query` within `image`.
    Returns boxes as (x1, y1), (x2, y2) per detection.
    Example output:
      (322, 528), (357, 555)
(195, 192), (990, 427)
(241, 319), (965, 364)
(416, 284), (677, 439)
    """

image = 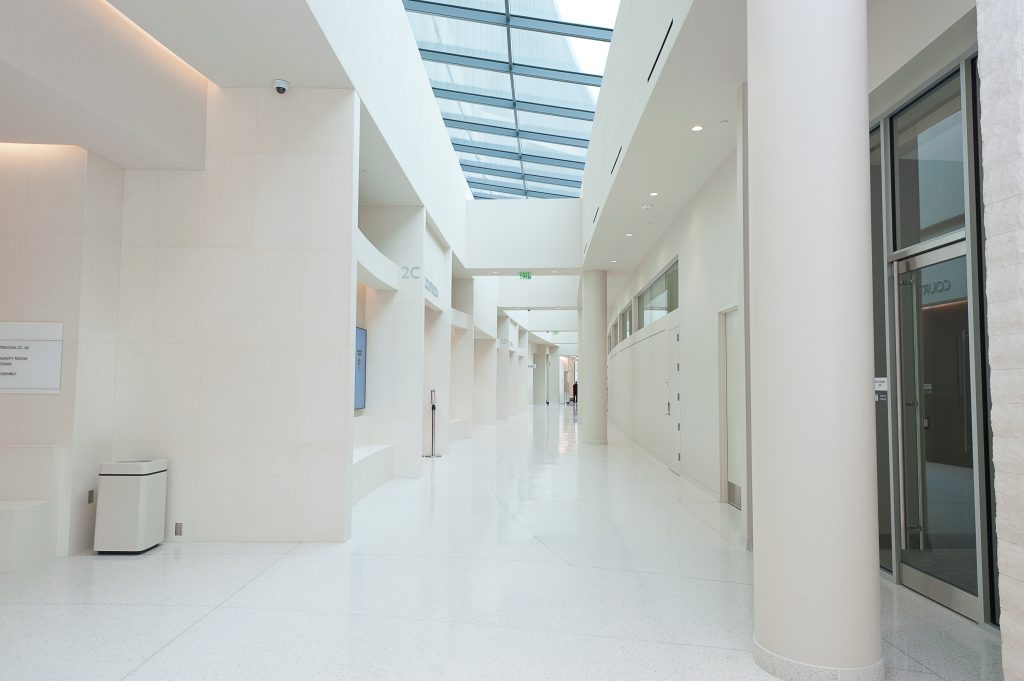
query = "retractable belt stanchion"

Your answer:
(424, 389), (441, 459)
